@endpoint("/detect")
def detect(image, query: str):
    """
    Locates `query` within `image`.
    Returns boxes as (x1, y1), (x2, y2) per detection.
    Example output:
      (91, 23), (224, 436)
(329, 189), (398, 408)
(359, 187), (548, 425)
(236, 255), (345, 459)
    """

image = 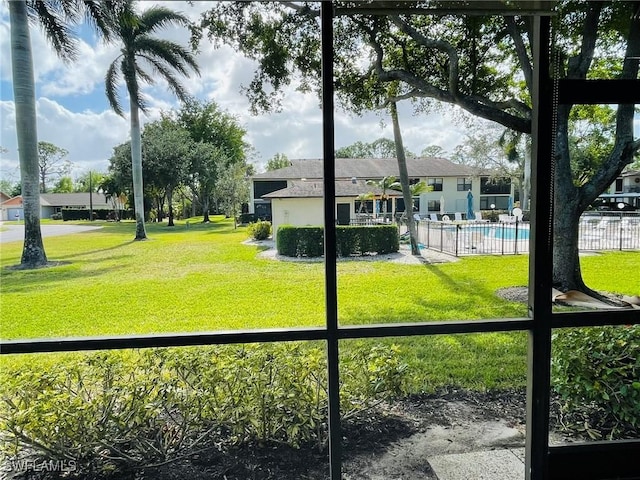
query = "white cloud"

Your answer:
(1, 98), (129, 177)
(1, 0), (468, 182)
